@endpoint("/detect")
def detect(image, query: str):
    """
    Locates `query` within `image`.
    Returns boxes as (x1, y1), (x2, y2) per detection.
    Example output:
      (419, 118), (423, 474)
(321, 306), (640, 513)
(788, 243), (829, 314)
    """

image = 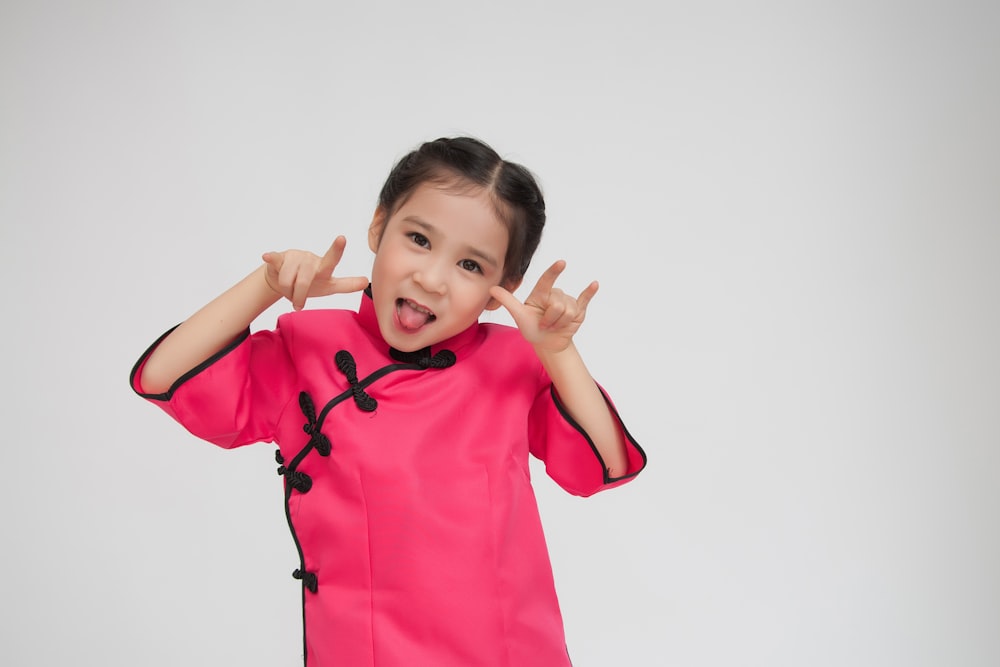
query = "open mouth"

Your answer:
(395, 298), (437, 331)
